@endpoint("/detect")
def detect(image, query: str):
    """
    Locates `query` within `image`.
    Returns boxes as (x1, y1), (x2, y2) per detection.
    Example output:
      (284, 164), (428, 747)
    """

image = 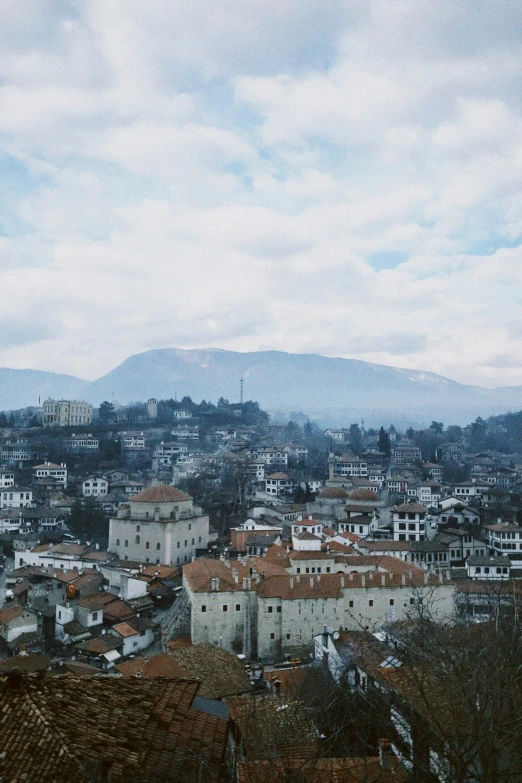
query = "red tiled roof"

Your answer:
(0, 675), (228, 782)
(131, 486), (192, 503)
